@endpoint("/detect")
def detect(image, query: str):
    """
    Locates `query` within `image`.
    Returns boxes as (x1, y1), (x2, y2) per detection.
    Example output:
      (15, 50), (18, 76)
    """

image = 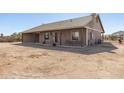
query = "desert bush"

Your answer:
(109, 35), (118, 41)
(11, 32), (22, 41)
(104, 34), (119, 41)
(0, 36), (15, 42)
(0, 32), (22, 42)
